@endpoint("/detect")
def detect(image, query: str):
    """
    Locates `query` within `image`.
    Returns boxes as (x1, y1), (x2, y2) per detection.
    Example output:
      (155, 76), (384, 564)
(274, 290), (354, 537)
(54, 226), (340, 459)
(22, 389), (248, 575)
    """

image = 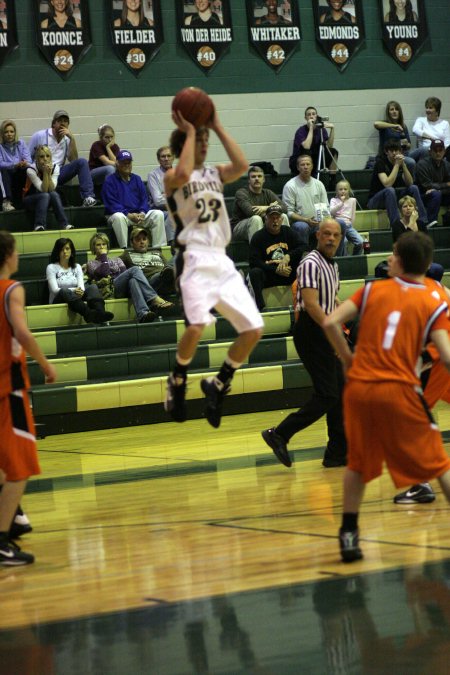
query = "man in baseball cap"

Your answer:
(28, 109), (98, 207)
(116, 150), (133, 162)
(119, 226), (175, 305)
(416, 137), (450, 226)
(247, 201), (307, 311)
(101, 150), (167, 249)
(52, 110), (70, 124)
